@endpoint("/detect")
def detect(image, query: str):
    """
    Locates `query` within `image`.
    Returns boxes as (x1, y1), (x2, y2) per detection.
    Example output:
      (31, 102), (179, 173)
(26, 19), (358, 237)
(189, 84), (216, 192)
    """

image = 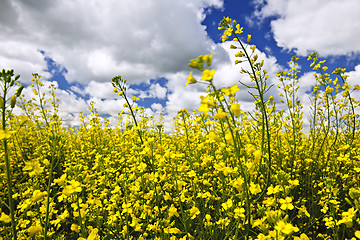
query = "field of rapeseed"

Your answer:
(1, 17), (360, 240)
